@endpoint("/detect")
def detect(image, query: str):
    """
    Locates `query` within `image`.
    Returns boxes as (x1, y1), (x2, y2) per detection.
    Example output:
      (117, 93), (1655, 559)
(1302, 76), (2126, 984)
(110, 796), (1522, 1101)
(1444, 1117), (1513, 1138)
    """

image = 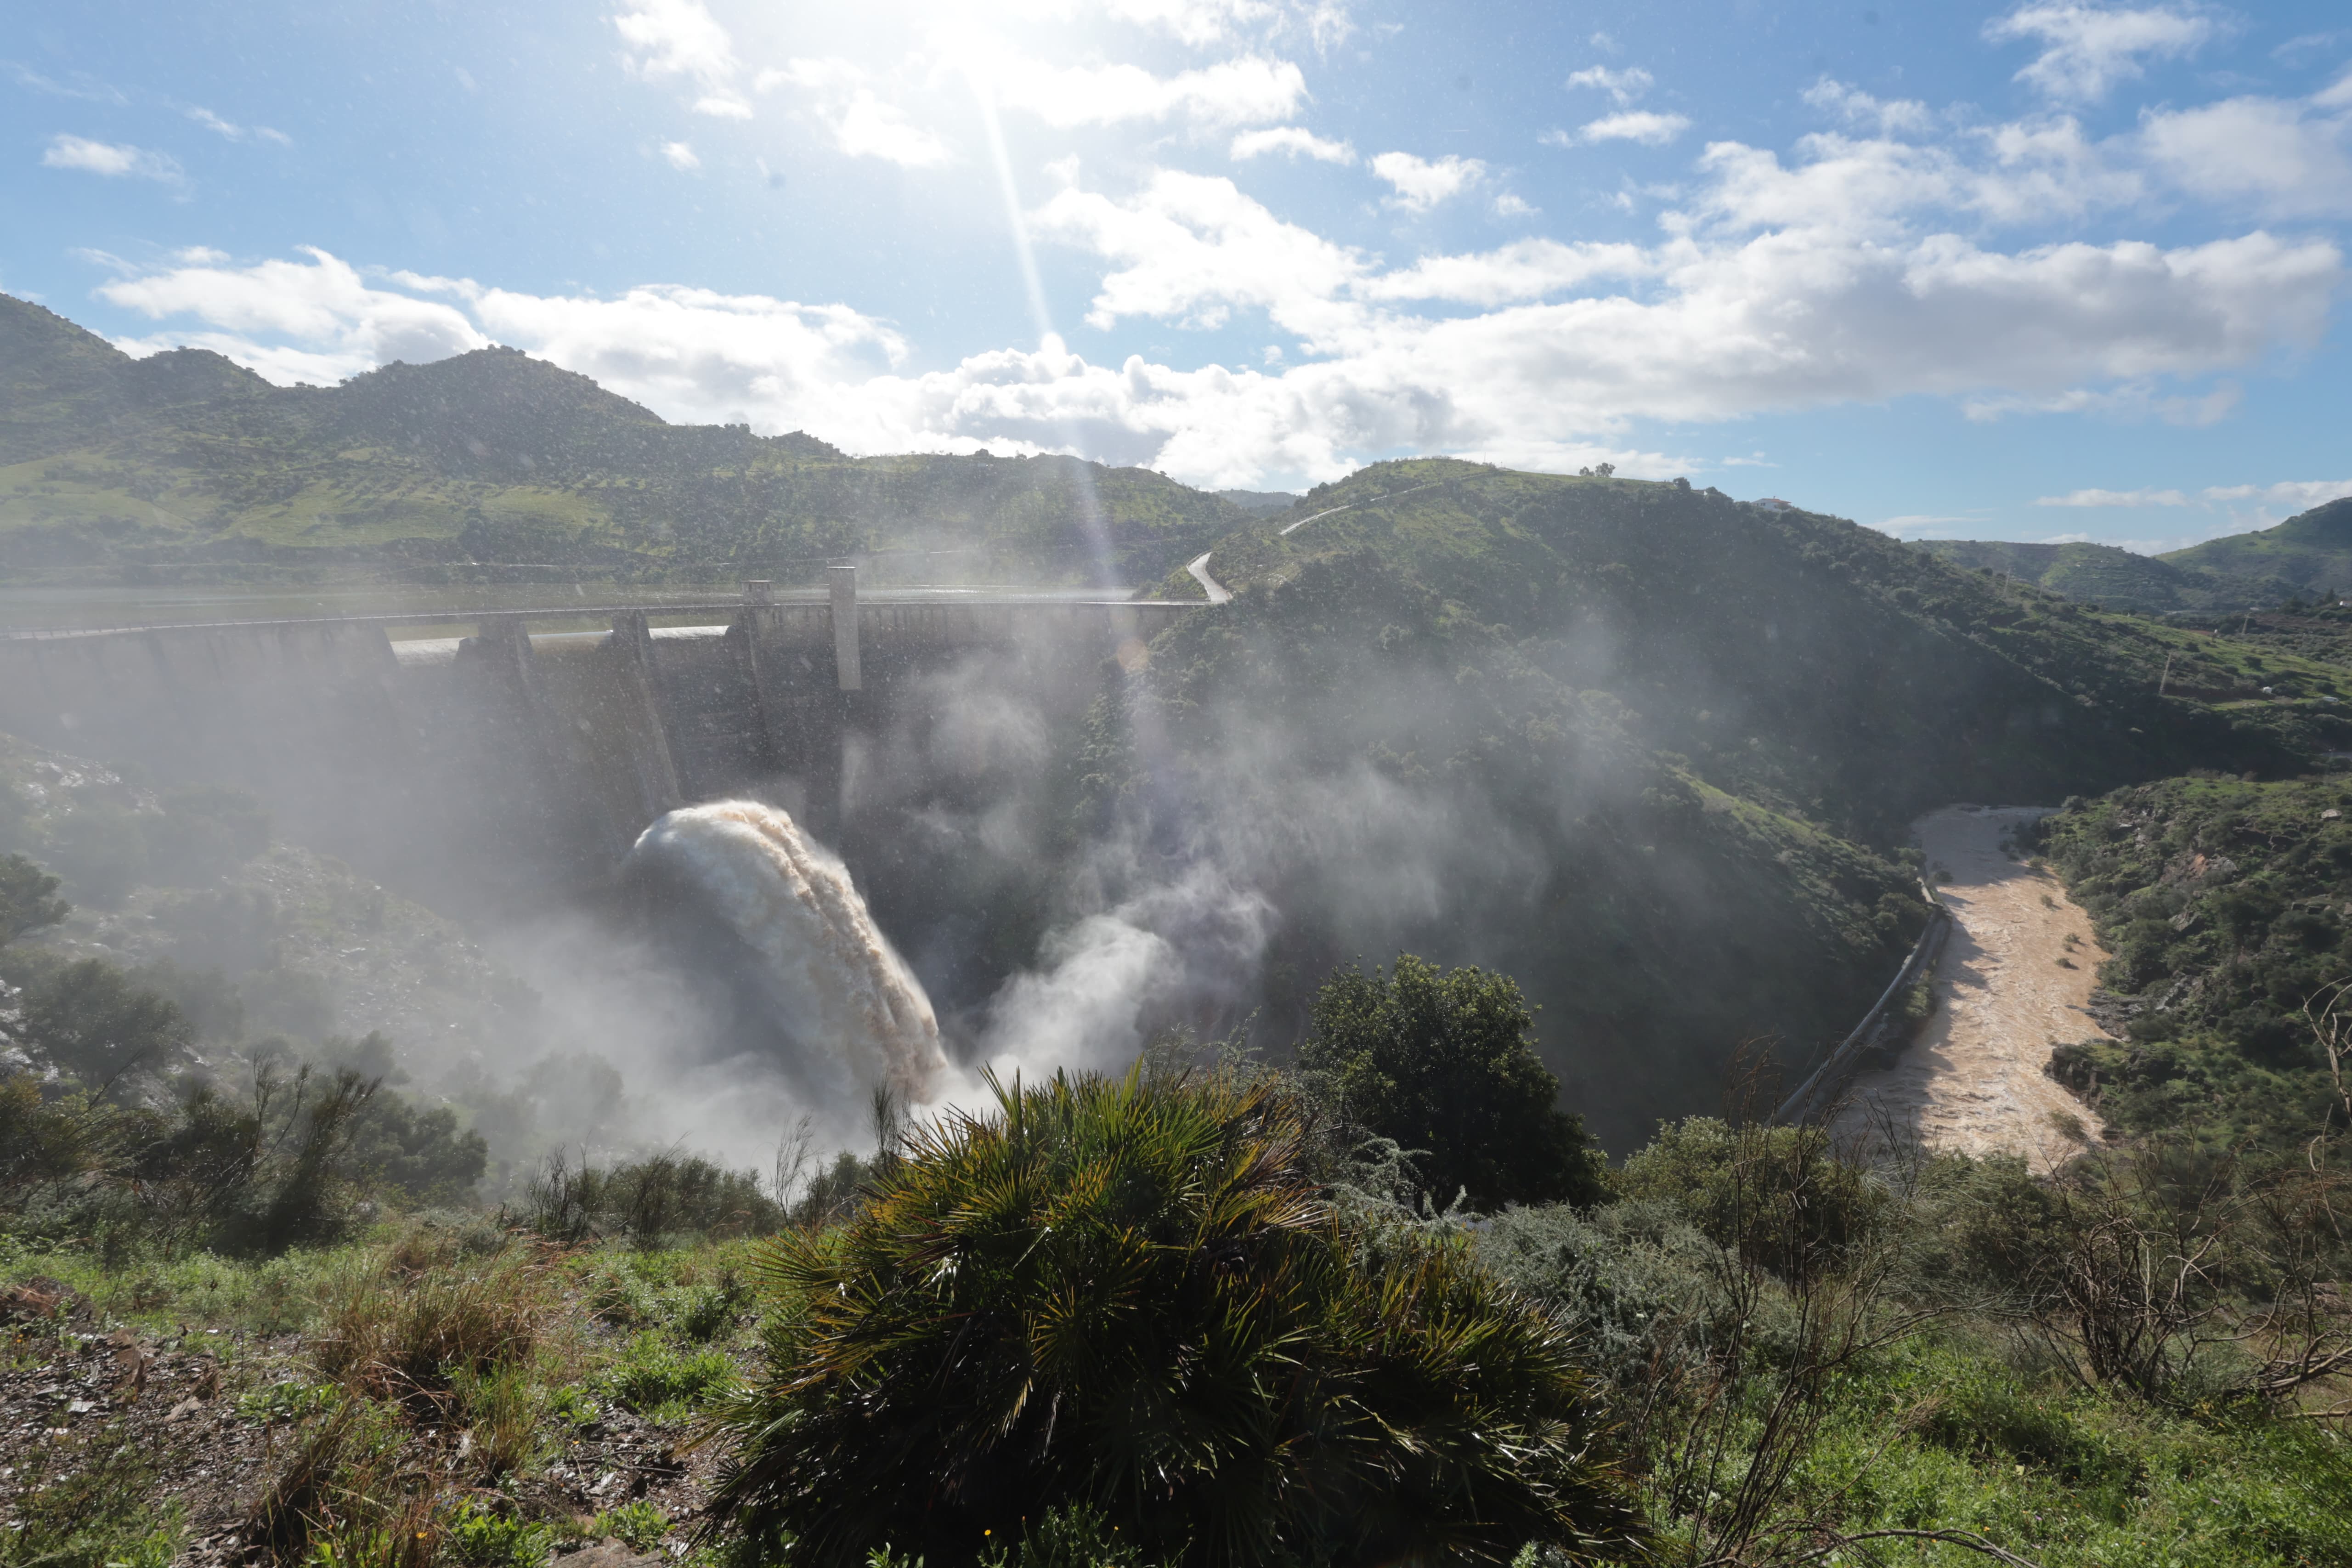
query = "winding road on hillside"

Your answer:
(1831, 805), (2112, 1173)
